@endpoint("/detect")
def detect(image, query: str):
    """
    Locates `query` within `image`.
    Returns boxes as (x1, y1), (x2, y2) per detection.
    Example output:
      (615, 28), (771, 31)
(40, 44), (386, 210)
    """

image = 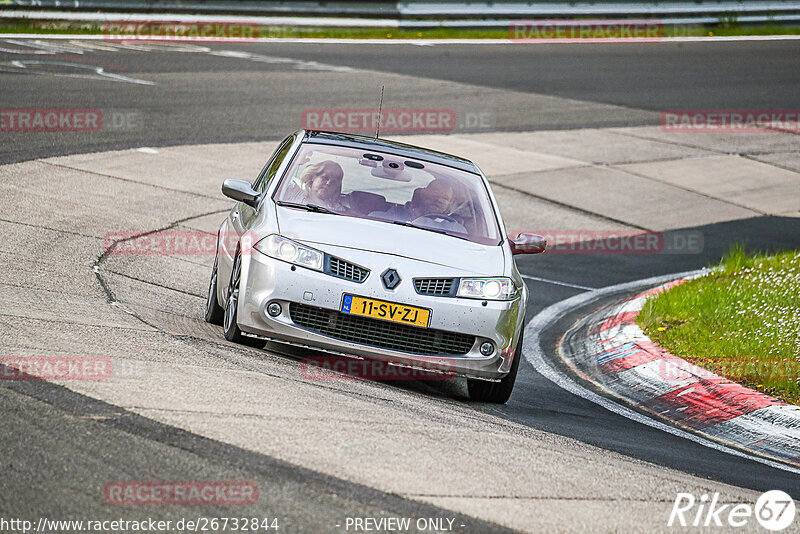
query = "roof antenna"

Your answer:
(375, 85), (384, 139)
